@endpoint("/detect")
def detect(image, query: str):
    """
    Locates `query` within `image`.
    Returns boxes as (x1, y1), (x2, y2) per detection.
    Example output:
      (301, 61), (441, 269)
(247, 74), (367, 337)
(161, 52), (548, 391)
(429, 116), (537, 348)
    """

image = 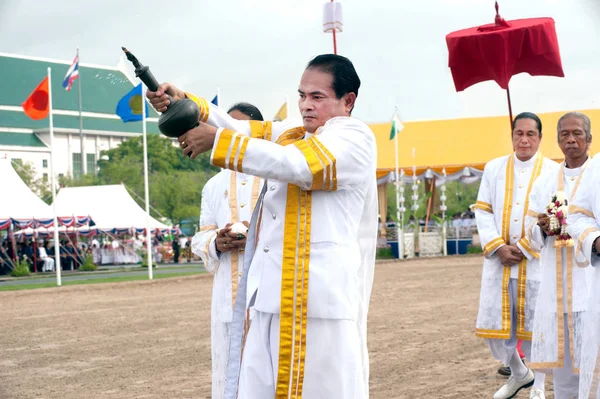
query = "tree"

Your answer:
(59, 134), (219, 225)
(12, 159), (52, 204)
